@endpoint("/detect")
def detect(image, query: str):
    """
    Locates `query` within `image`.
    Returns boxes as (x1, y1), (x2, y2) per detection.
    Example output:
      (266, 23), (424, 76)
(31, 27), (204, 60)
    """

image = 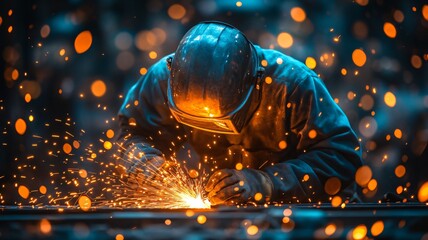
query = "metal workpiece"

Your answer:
(1, 203), (428, 239)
